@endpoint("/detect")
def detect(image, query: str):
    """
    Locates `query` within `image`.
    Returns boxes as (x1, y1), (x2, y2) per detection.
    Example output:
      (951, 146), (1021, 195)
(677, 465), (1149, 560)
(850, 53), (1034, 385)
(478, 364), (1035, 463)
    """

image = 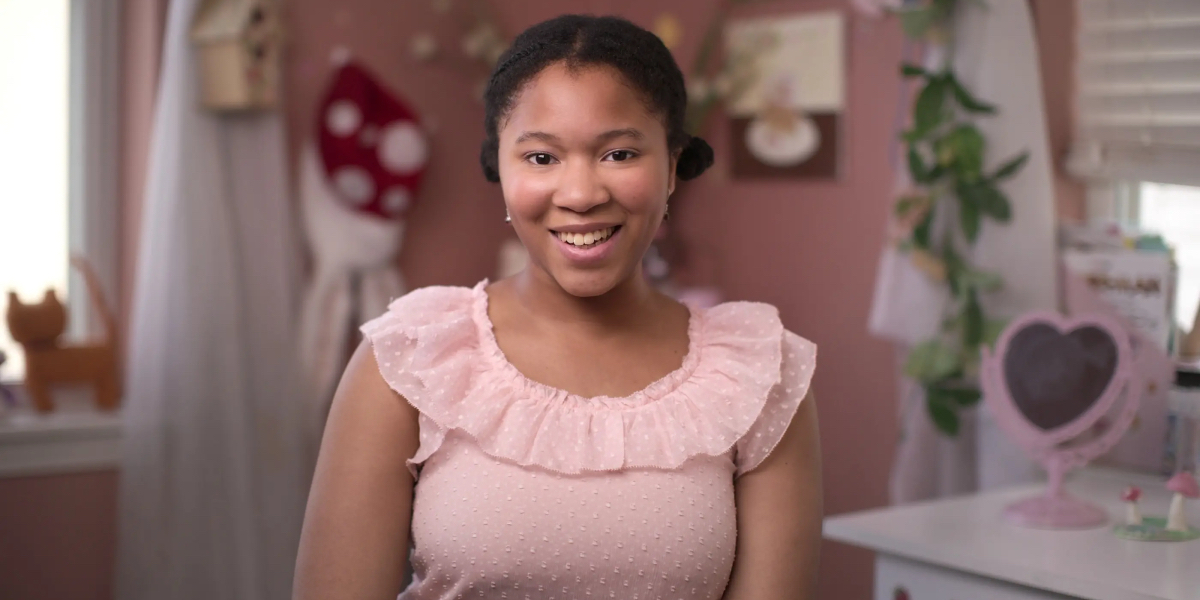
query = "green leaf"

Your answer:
(983, 318), (1008, 346)
(941, 242), (964, 270)
(944, 125), (986, 178)
(957, 182), (1010, 223)
(914, 78), (948, 134)
(933, 382), (983, 407)
(959, 193), (981, 243)
(901, 63), (928, 78)
(942, 243), (967, 296)
(990, 151), (1029, 180)
(905, 340), (961, 383)
(927, 396), (960, 436)
(912, 210), (934, 249)
(975, 184), (1012, 222)
(964, 289), (984, 347)
(898, 7), (938, 39)
(949, 77), (997, 114)
(907, 146), (929, 183)
(980, 188), (1012, 222)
